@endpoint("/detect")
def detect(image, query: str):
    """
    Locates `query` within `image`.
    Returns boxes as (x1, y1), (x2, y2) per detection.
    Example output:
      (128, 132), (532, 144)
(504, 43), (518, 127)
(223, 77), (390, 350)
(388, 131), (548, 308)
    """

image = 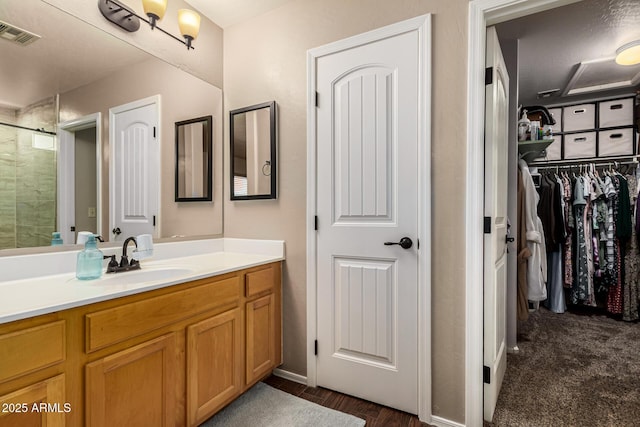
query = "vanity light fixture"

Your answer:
(615, 40), (640, 66)
(142, 0), (167, 29)
(99, 0), (200, 50)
